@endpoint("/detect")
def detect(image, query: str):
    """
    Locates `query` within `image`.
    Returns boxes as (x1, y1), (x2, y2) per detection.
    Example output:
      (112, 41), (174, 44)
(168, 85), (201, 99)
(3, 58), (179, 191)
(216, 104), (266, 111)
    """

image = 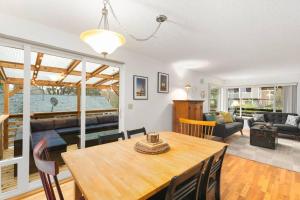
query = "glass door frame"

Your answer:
(0, 36), (125, 199)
